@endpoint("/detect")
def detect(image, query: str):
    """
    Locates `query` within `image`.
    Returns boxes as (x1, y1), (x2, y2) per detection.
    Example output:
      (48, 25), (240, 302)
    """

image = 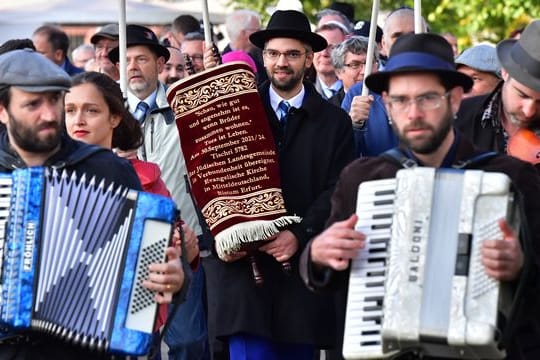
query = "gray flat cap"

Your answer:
(90, 23), (119, 44)
(0, 48), (72, 92)
(456, 44), (501, 77)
